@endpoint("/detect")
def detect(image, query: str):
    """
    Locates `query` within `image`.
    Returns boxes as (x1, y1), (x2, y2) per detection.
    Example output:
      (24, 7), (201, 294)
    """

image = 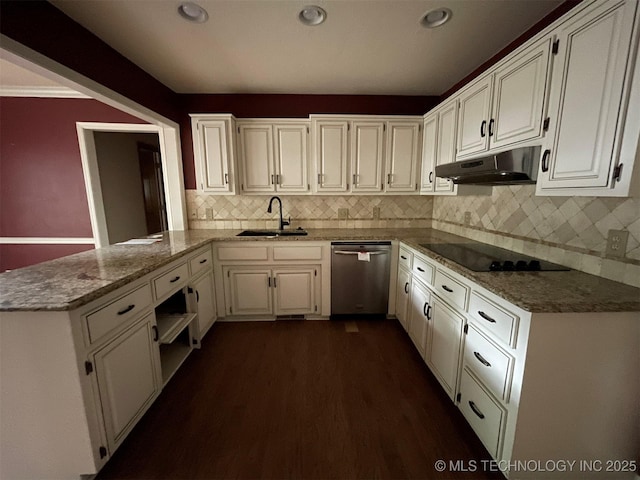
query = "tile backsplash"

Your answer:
(432, 185), (640, 287)
(186, 190), (433, 229)
(186, 187), (640, 288)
